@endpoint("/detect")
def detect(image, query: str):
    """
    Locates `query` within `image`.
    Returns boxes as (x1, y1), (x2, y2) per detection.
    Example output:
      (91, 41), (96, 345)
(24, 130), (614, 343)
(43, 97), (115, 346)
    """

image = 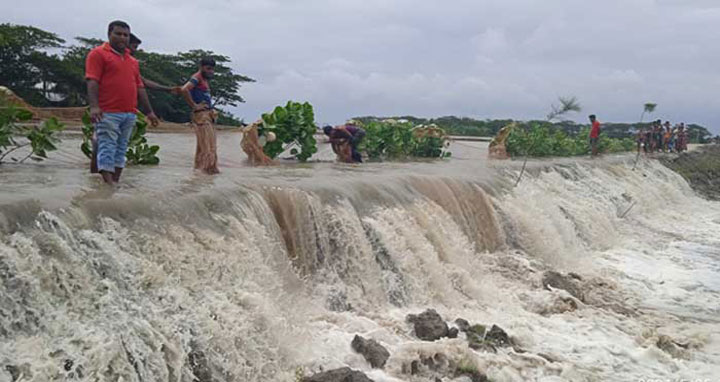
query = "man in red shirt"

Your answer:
(85, 20), (159, 185)
(589, 114), (601, 156)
